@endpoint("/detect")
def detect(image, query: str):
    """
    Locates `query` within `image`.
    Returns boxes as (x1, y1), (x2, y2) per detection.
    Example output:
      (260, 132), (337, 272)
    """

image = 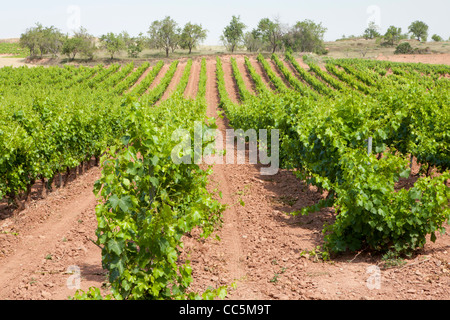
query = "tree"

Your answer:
(62, 27), (96, 61)
(360, 47), (369, 58)
(19, 23), (64, 58)
(395, 42), (413, 54)
(431, 34), (443, 42)
(221, 15), (246, 53)
(180, 22), (208, 54)
(121, 31), (146, 58)
(283, 19), (327, 54)
(99, 32), (125, 59)
(74, 27), (96, 60)
(20, 23), (42, 57)
(384, 26), (402, 46)
(41, 26), (65, 57)
(243, 30), (264, 52)
(62, 36), (83, 60)
(256, 17), (284, 53)
(148, 16), (181, 57)
(363, 21), (381, 40)
(170, 32), (181, 54)
(408, 20), (428, 42)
